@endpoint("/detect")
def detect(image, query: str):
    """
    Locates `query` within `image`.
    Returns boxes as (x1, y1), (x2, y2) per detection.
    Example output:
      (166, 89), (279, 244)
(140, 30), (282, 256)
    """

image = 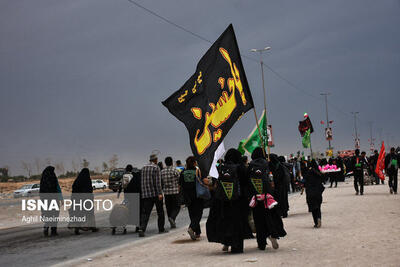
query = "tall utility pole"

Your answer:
(250, 46), (271, 160)
(351, 112), (360, 149)
(368, 121), (375, 153)
(320, 93), (332, 152)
